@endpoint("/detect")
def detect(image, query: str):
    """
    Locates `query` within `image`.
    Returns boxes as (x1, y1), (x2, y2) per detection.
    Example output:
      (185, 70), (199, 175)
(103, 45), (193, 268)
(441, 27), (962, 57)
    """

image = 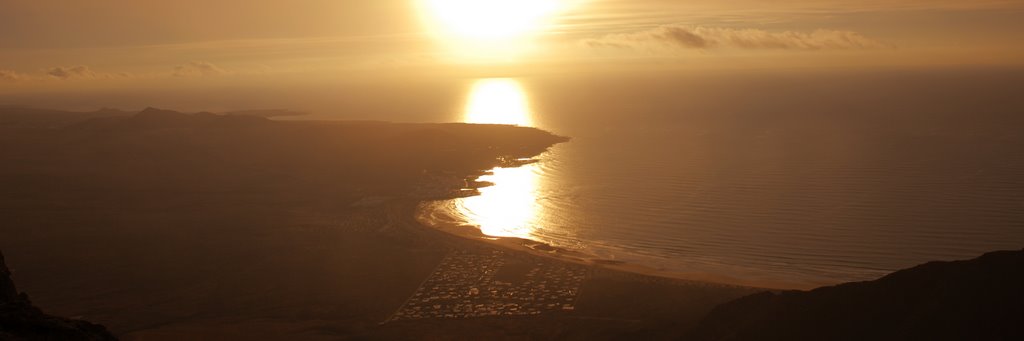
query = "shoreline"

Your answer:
(412, 197), (812, 291)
